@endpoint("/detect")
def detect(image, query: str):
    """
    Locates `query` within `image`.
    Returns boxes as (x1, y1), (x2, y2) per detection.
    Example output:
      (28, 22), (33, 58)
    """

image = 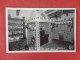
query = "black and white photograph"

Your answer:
(6, 8), (76, 52)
